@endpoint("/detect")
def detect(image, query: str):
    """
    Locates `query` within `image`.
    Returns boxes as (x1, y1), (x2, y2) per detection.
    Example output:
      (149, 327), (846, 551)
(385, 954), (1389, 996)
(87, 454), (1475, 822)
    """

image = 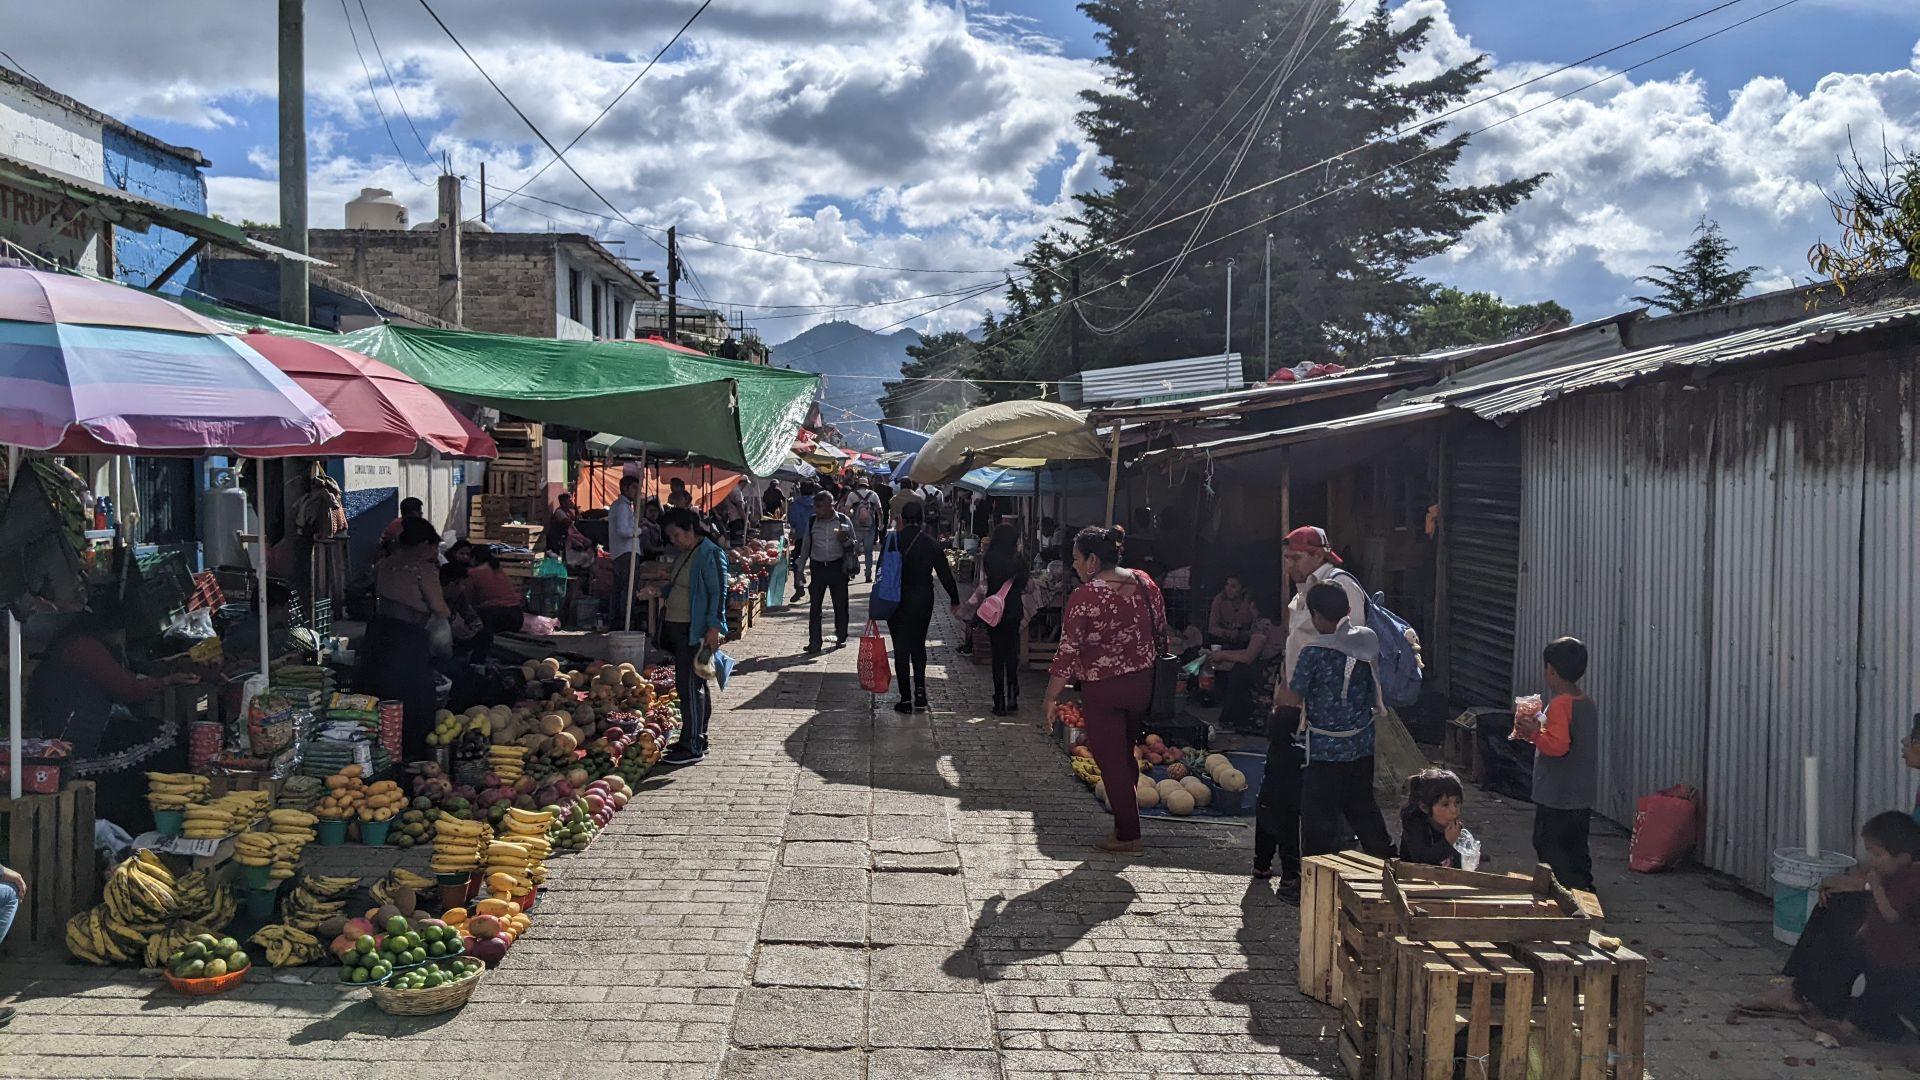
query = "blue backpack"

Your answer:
(1332, 570), (1424, 709)
(870, 532), (904, 622)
